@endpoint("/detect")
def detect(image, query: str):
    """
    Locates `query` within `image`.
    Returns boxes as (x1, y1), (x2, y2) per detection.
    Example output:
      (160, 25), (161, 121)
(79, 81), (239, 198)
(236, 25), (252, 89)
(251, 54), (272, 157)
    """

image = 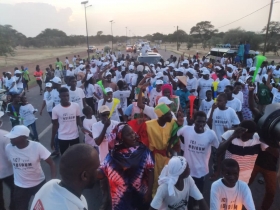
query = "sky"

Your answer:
(0, 0), (279, 37)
